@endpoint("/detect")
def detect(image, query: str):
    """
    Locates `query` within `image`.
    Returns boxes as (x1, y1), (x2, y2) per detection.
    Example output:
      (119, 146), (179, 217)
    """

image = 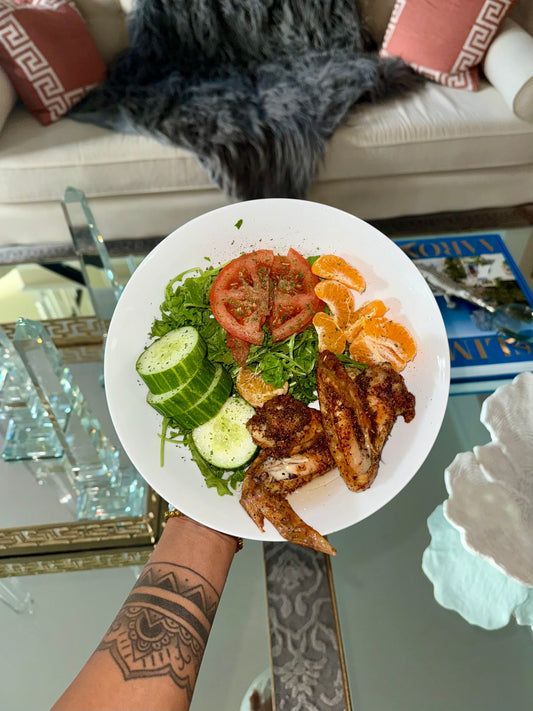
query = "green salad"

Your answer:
(145, 262), (321, 495)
